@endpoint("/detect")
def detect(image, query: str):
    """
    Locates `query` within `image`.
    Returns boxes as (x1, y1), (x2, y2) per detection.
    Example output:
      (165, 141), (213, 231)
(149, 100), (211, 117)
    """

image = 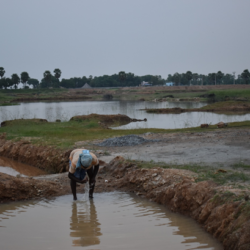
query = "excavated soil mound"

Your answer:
(0, 137), (70, 173)
(70, 113), (132, 126)
(1, 118), (48, 127)
(98, 157), (250, 250)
